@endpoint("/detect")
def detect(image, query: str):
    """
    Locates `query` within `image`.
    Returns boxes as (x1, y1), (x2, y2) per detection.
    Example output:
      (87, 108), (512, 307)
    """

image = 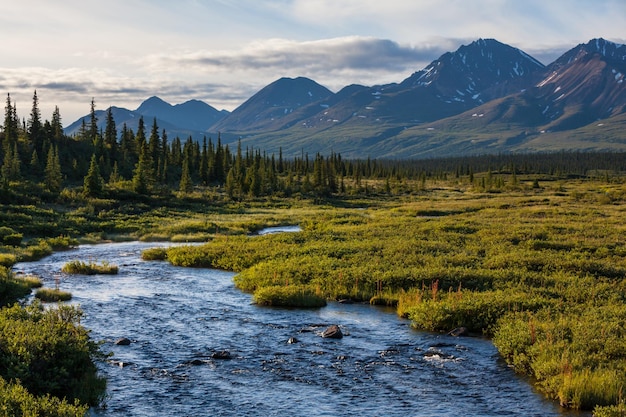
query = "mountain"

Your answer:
(66, 38), (626, 158)
(136, 96), (227, 131)
(211, 77), (333, 132)
(65, 97), (229, 139)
